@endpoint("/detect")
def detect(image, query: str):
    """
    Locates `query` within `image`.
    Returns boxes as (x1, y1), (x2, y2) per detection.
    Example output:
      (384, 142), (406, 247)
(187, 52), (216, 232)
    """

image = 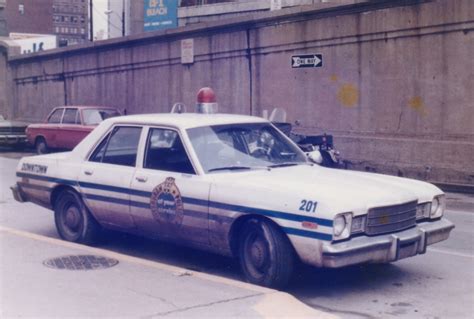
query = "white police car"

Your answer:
(11, 90), (454, 288)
